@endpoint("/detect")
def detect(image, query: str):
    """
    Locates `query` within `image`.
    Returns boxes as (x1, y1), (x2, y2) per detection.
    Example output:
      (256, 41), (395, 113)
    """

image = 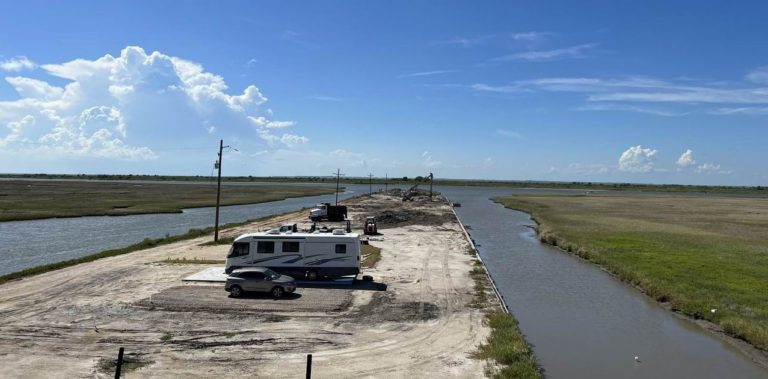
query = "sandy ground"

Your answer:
(0, 193), (492, 378)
